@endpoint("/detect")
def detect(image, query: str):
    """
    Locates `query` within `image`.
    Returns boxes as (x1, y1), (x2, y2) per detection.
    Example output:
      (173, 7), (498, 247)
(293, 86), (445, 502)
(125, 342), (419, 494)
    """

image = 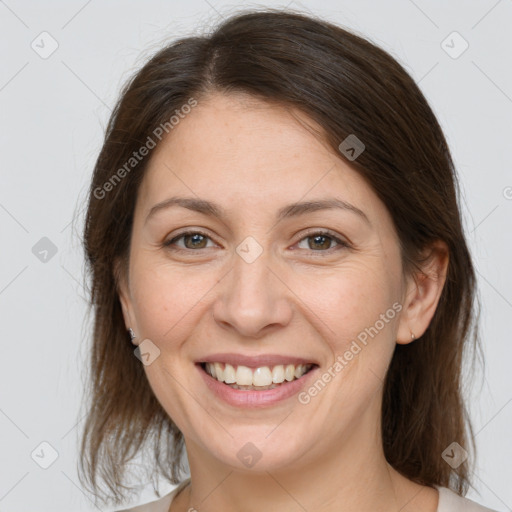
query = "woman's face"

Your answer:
(118, 92), (428, 473)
